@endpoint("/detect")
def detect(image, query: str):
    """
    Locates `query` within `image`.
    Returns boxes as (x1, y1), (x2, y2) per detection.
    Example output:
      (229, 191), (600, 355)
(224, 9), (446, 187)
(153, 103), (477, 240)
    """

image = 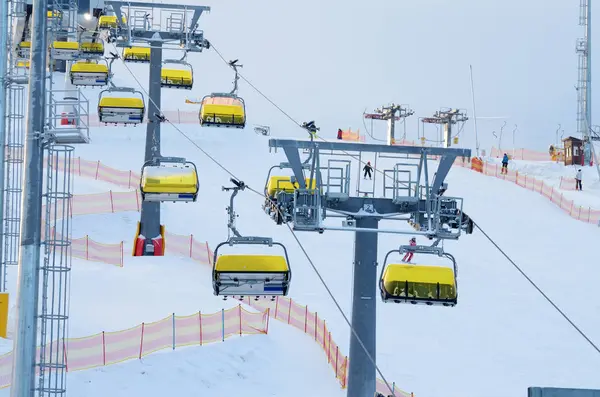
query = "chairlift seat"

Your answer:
(47, 10), (61, 19)
(380, 264), (457, 306)
(199, 94), (246, 128)
(70, 62), (109, 86)
(50, 41), (80, 60)
(98, 15), (125, 28)
(80, 42), (104, 54)
(123, 47), (150, 62)
(161, 68), (193, 89)
(17, 60), (30, 69)
(213, 254), (290, 296)
(140, 166), (199, 202)
(18, 42), (31, 57)
(266, 176), (317, 198)
(98, 96), (144, 124)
